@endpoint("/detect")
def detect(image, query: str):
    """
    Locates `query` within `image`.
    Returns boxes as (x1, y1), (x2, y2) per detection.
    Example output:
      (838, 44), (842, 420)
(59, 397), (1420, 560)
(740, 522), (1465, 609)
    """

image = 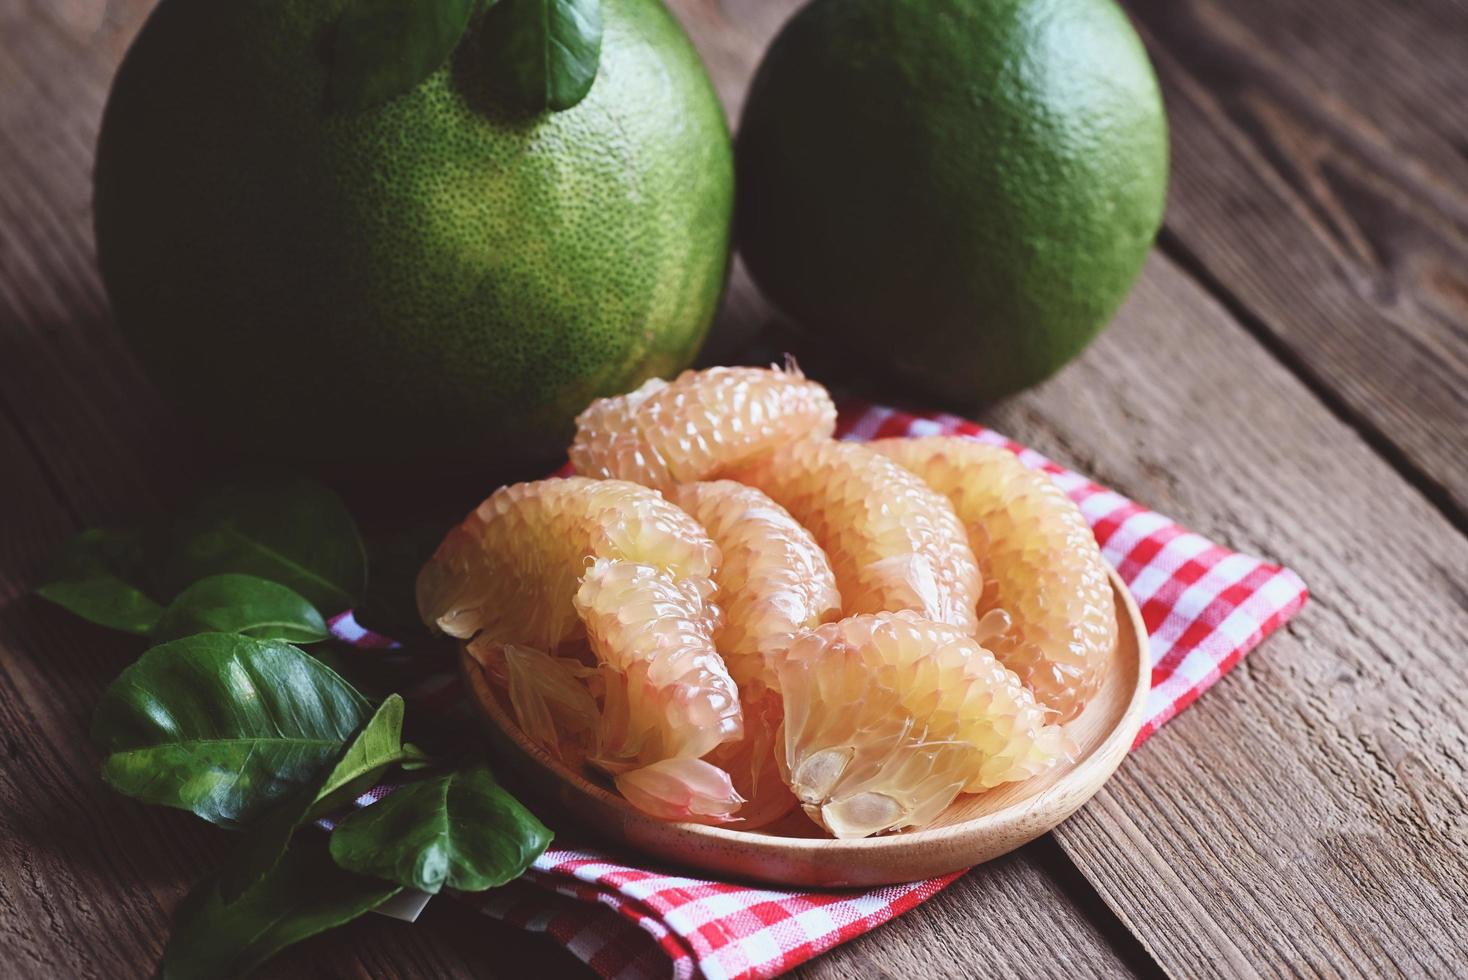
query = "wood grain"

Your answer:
(983, 253), (1468, 977)
(0, 0), (196, 521)
(1123, 0), (1468, 524)
(796, 836), (1162, 980)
